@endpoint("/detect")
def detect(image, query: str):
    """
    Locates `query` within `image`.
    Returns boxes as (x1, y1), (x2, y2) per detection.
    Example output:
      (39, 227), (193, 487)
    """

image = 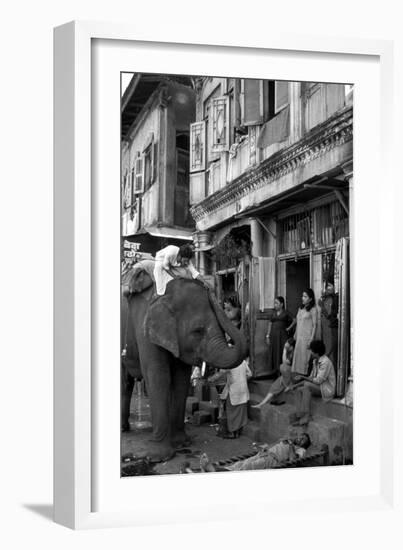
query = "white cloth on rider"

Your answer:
(154, 245), (199, 295)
